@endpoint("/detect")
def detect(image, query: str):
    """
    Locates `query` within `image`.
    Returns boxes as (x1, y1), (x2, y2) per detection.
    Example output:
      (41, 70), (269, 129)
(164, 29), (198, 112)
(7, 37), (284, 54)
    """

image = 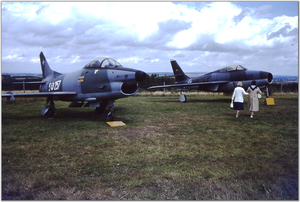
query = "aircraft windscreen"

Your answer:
(219, 65), (247, 72)
(83, 57), (123, 69)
